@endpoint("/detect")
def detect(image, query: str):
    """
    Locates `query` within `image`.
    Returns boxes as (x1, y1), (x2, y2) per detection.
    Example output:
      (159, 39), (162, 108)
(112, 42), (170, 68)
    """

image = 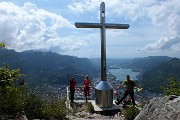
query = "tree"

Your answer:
(0, 65), (21, 88)
(161, 77), (180, 96)
(0, 42), (6, 48)
(0, 65), (25, 117)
